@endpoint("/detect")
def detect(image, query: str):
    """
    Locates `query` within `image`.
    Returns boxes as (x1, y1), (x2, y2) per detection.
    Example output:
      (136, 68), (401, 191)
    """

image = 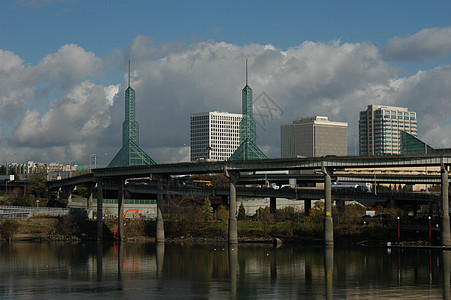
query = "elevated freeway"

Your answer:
(114, 183), (440, 205)
(91, 154), (451, 178)
(46, 153), (451, 247)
